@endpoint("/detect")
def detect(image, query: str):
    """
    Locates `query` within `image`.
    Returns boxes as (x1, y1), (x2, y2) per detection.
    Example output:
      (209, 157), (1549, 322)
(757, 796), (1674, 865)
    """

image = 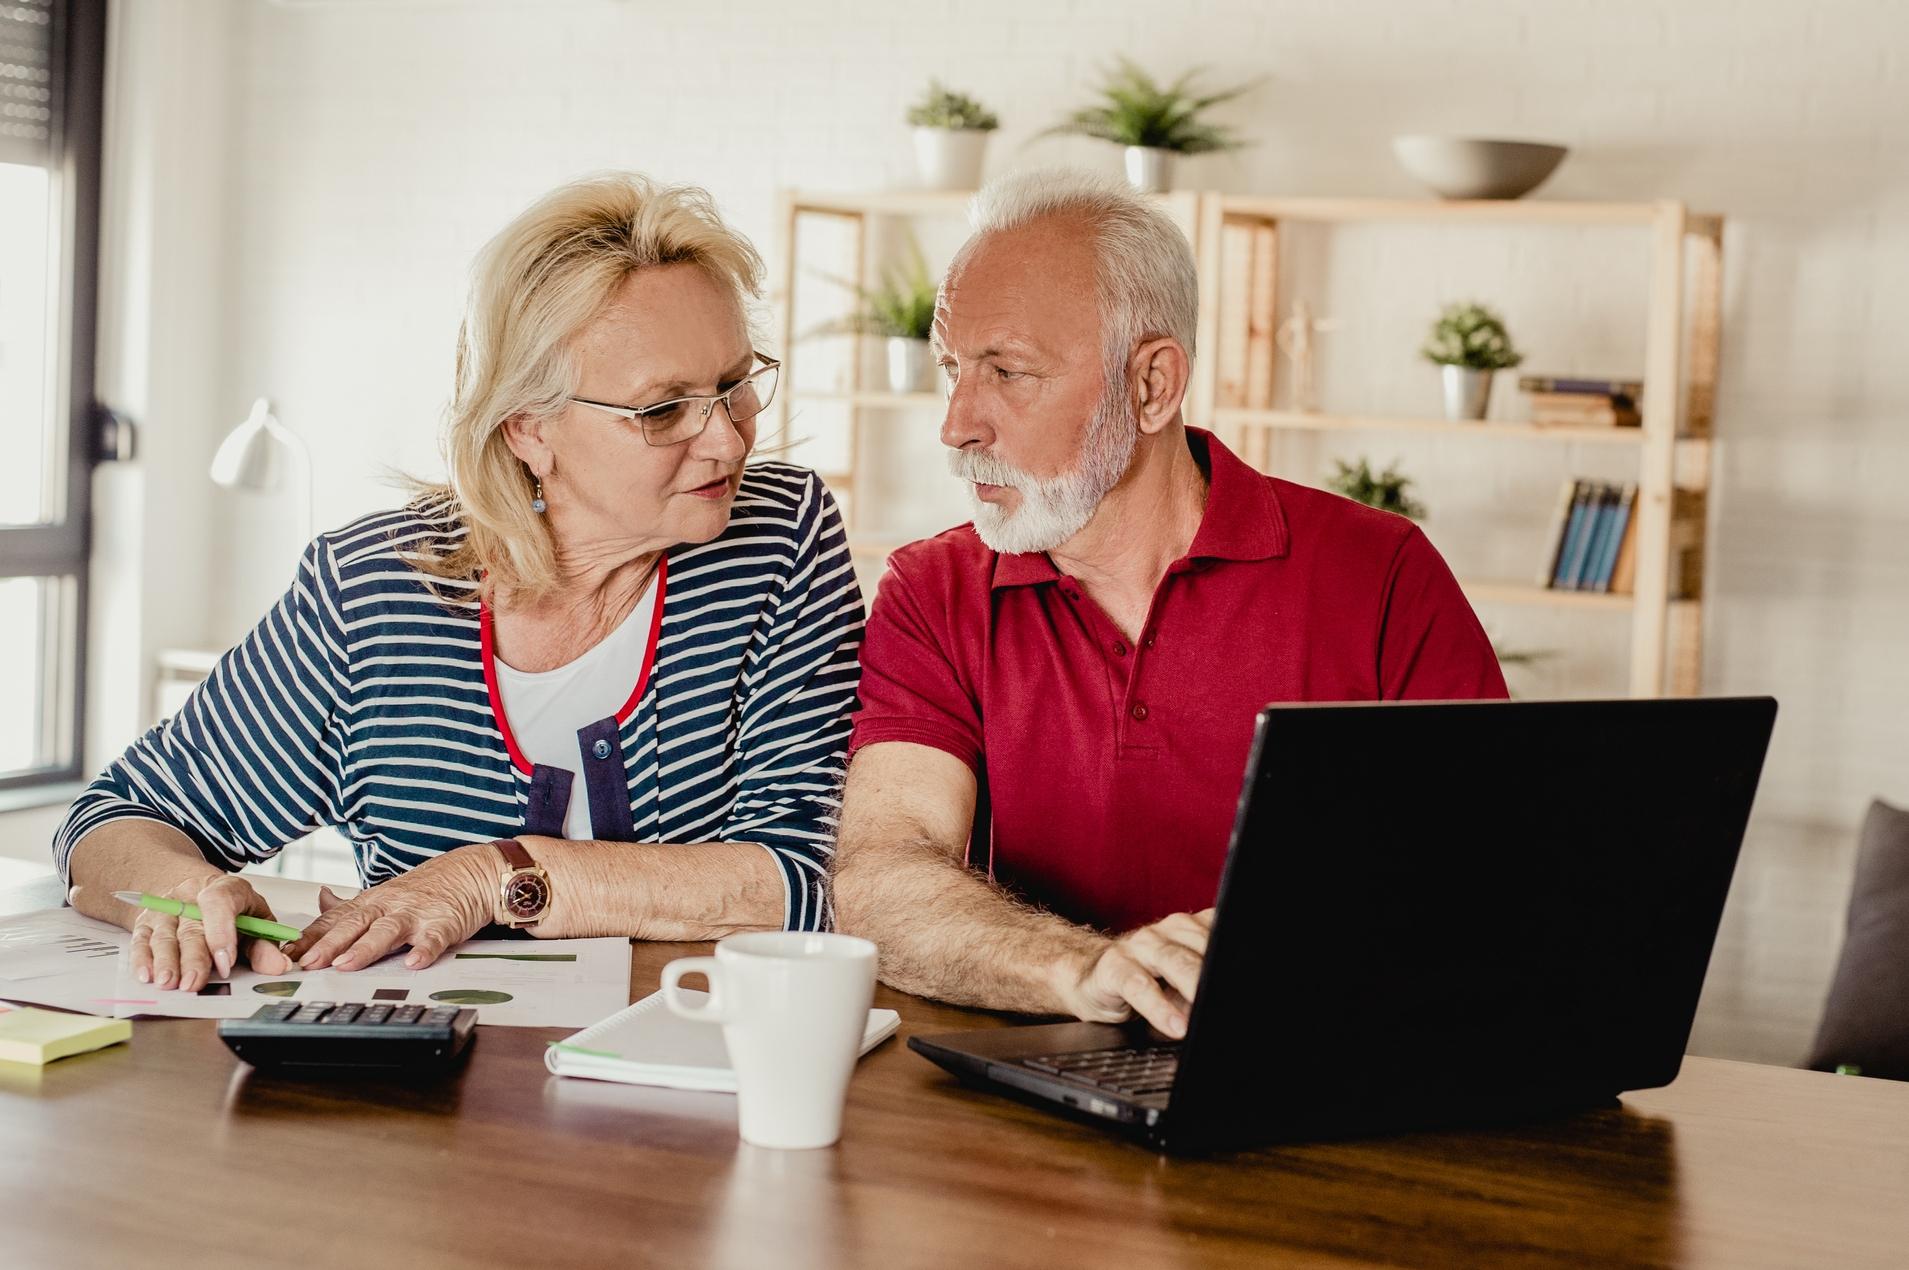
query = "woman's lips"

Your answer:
(686, 476), (732, 500)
